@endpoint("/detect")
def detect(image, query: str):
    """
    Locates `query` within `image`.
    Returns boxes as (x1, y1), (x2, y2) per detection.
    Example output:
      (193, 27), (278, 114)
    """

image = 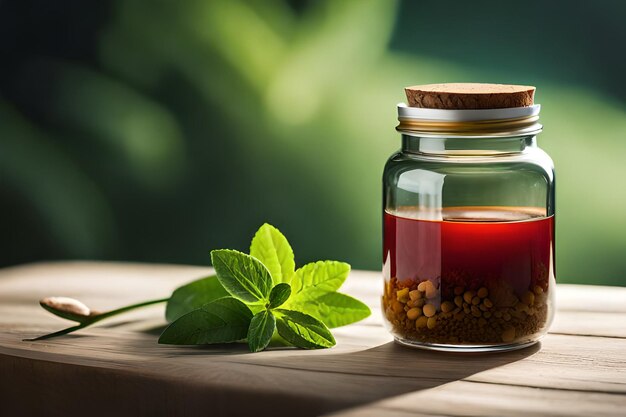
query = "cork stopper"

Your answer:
(405, 83), (535, 110)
